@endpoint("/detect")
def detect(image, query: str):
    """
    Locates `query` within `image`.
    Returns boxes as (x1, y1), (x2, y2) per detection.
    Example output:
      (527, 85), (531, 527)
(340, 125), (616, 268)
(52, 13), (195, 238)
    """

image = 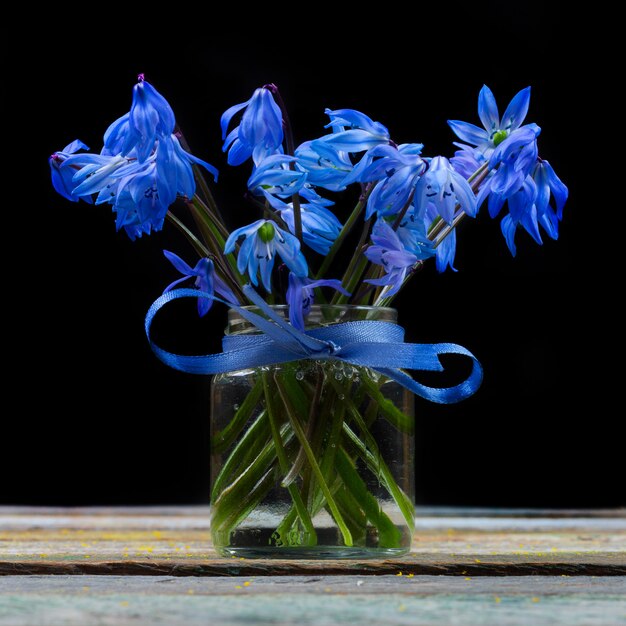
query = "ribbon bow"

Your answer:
(145, 285), (482, 404)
